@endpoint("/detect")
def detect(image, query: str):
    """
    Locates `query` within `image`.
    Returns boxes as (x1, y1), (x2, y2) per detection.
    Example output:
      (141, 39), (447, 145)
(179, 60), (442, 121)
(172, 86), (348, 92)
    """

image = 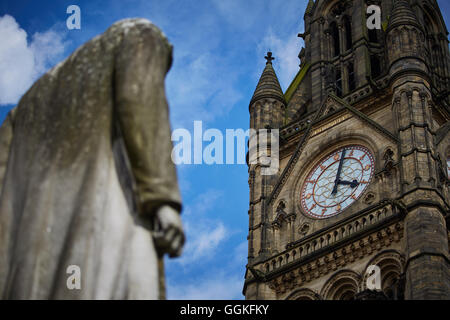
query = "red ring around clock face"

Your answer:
(300, 145), (374, 219)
